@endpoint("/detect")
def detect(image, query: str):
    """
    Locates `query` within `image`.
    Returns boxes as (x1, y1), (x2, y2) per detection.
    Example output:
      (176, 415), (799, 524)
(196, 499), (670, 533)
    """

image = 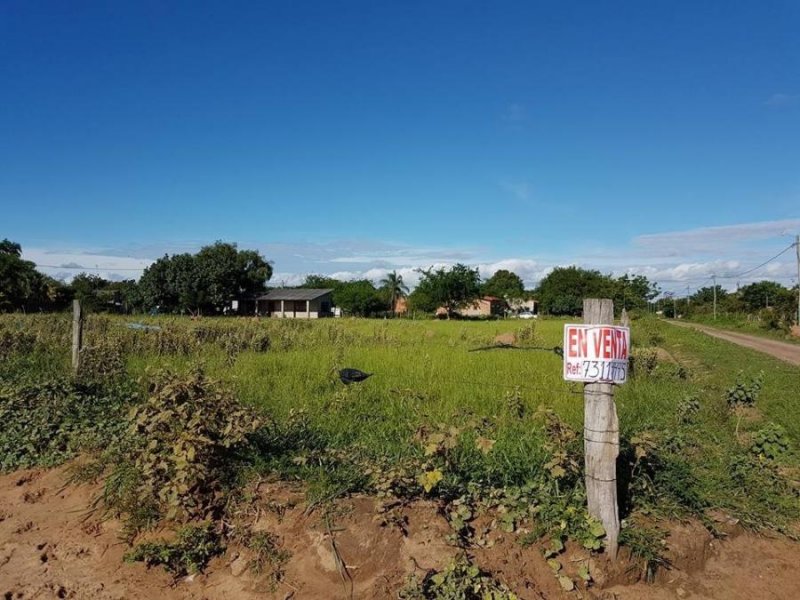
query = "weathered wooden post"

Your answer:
(564, 299), (628, 560)
(582, 299), (620, 558)
(72, 299), (83, 376)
